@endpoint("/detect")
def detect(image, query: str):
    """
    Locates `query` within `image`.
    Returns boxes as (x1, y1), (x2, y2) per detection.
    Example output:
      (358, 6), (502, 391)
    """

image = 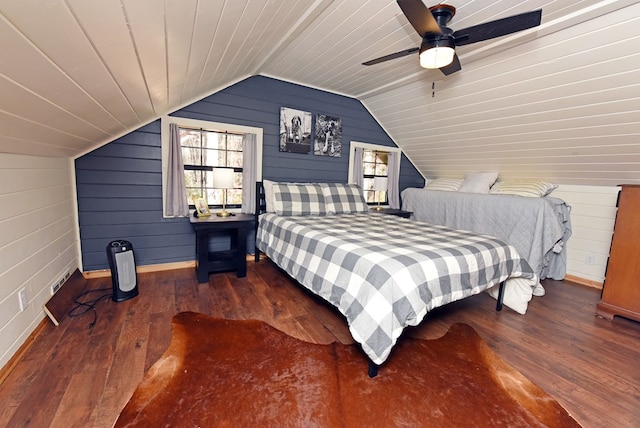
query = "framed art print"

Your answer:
(314, 114), (342, 157)
(279, 107), (312, 154)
